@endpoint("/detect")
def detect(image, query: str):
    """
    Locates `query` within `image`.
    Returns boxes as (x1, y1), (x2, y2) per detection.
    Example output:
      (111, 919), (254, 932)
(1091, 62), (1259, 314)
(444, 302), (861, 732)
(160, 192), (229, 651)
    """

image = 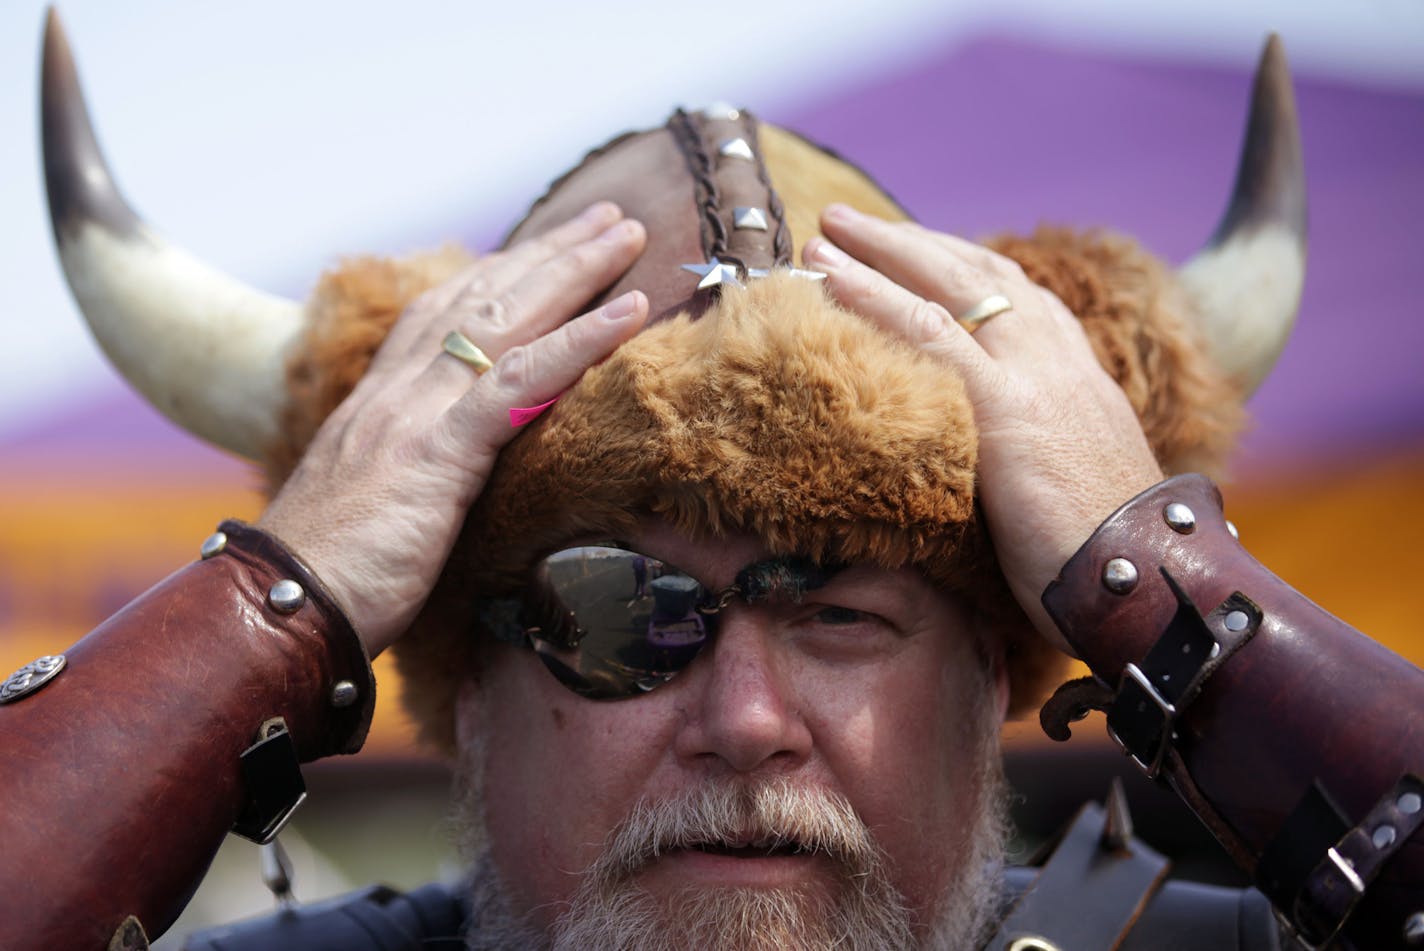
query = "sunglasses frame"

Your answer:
(477, 543), (841, 700)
